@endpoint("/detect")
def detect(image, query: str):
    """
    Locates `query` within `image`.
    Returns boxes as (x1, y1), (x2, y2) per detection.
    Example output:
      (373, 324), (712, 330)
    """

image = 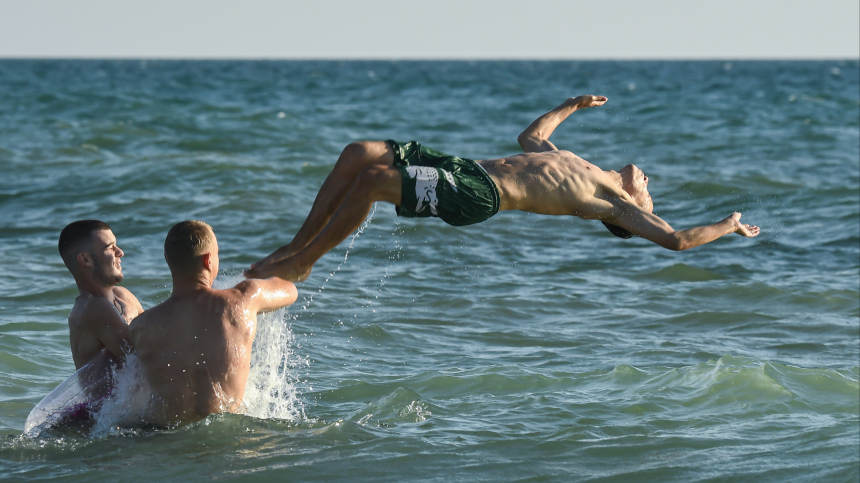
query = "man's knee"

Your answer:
(351, 166), (401, 203)
(335, 142), (390, 174)
(339, 141), (376, 164)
